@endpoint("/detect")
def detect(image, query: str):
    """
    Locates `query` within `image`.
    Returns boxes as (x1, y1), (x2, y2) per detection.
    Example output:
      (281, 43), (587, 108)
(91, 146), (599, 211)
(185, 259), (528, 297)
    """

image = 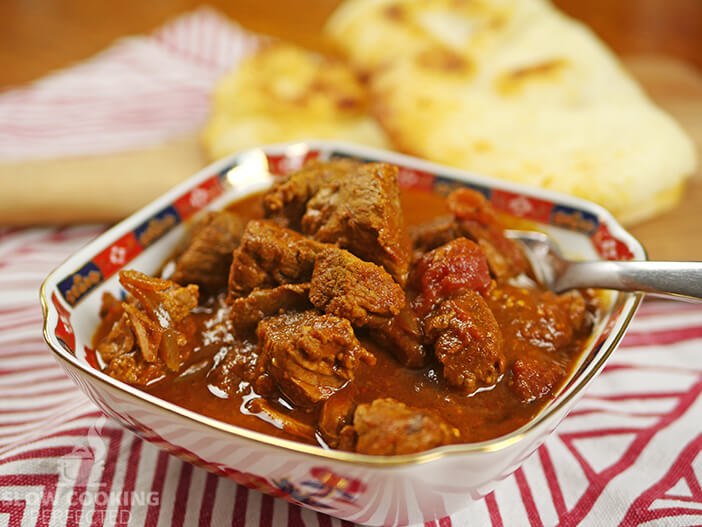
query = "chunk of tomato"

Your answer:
(412, 238), (491, 315)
